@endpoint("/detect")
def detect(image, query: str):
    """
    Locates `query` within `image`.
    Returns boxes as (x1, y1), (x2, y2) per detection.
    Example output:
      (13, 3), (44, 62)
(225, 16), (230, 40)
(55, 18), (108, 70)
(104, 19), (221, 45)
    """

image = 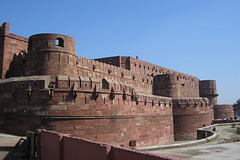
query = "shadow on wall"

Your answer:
(38, 129), (181, 160)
